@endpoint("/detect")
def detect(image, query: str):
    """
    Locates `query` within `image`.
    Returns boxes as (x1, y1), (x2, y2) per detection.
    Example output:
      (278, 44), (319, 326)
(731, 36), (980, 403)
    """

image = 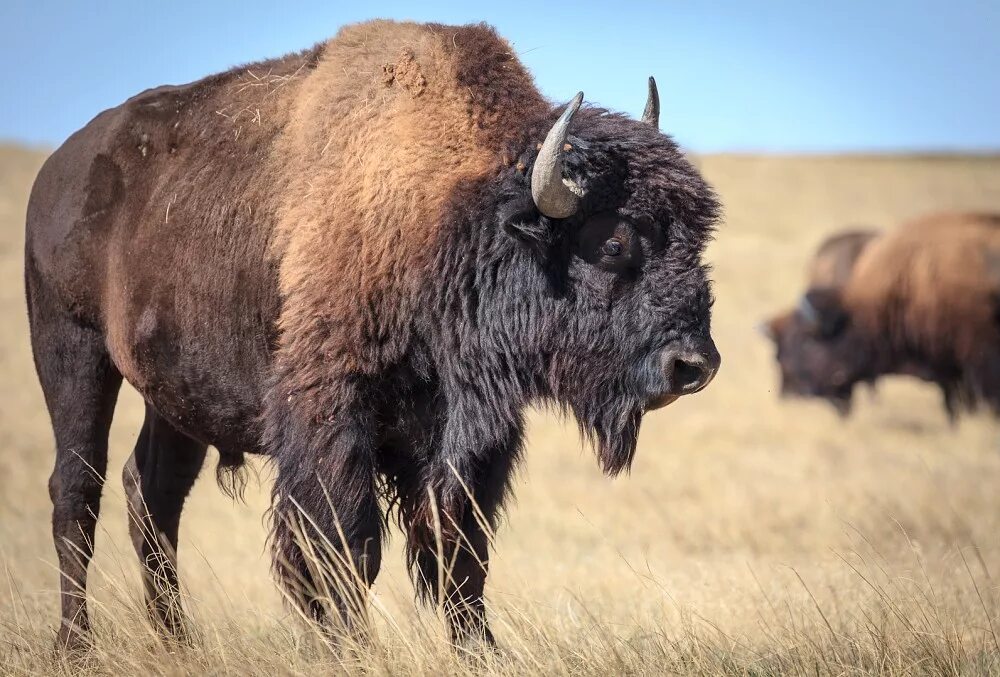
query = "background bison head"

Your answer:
(448, 89), (721, 474)
(762, 288), (875, 415)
